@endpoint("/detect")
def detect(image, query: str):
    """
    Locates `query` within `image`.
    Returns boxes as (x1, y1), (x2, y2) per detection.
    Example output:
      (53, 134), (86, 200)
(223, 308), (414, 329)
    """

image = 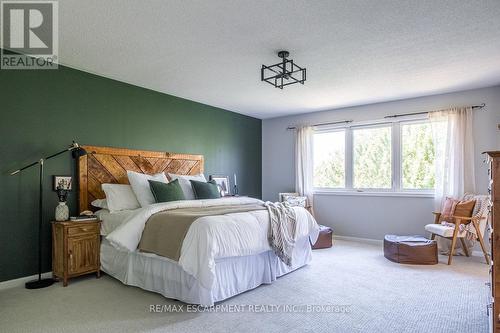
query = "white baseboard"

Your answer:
(0, 272), (53, 291)
(333, 235), (488, 258)
(333, 235), (383, 245)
